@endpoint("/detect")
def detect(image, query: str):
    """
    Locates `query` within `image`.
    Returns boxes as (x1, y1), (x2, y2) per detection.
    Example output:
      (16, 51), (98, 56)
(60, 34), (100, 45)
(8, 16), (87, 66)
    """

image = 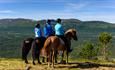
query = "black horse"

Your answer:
(31, 37), (46, 65)
(22, 37), (46, 64)
(22, 37), (34, 64)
